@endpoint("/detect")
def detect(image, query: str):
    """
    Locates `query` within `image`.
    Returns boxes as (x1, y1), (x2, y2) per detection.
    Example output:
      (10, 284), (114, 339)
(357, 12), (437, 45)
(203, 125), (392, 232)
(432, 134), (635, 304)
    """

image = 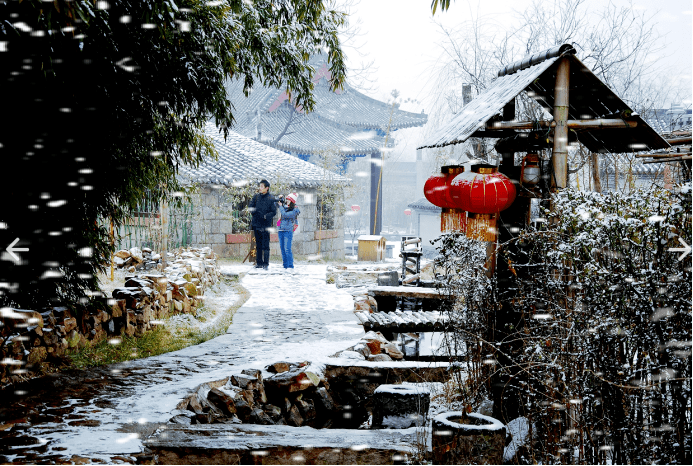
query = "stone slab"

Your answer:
(368, 286), (454, 300)
(144, 423), (417, 465)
